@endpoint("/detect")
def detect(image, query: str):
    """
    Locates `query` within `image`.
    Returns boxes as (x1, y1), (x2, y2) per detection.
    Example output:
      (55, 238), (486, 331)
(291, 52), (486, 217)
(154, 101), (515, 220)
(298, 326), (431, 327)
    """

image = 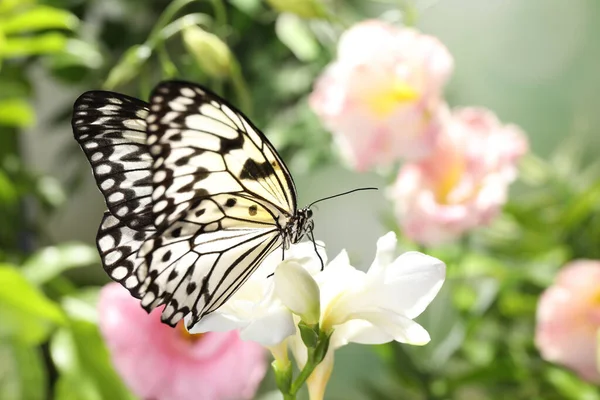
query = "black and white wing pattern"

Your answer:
(72, 92), (153, 230)
(73, 81), (306, 329)
(138, 81), (298, 327)
(96, 211), (156, 294)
